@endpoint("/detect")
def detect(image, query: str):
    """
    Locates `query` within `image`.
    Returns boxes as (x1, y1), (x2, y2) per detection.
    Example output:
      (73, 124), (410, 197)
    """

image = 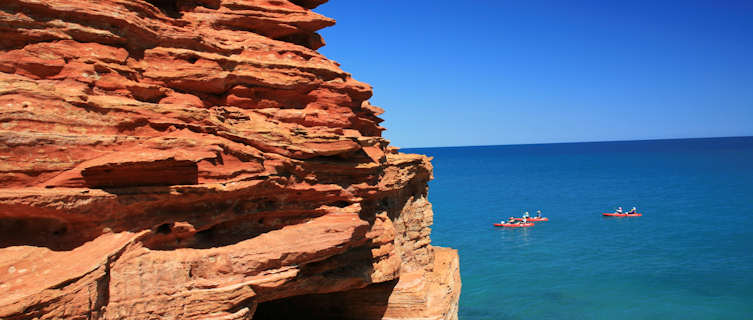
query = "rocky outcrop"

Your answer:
(0, 1), (460, 319)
